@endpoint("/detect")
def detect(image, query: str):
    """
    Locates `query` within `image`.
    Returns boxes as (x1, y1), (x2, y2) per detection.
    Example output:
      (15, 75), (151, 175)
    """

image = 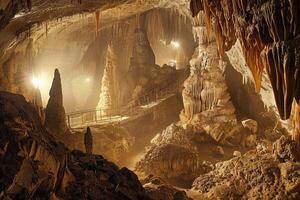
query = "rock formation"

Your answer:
(190, 0), (300, 144)
(0, 91), (150, 199)
(192, 136), (300, 199)
(31, 87), (44, 123)
(136, 123), (213, 183)
(44, 69), (68, 138)
(142, 175), (192, 200)
(67, 125), (135, 164)
(180, 13), (243, 145)
(84, 127), (93, 154)
(97, 45), (118, 115)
